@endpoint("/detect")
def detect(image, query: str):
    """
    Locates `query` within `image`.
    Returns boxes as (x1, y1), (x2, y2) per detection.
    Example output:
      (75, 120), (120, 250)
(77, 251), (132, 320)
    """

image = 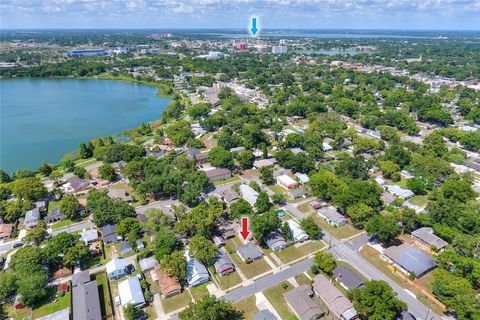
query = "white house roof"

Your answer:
(387, 185), (414, 199)
(239, 184), (259, 206)
(106, 258), (129, 275)
(139, 257), (159, 272)
(186, 257), (209, 286)
(294, 172), (309, 184)
(276, 174), (298, 187)
(79, 229), (98, 243)
(118, 277), (145, 307)
(287, 219), (309, 242)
